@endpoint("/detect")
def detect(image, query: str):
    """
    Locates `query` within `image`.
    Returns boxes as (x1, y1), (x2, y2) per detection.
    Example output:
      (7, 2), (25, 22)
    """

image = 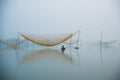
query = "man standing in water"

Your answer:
(61, 45), (65, 53)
